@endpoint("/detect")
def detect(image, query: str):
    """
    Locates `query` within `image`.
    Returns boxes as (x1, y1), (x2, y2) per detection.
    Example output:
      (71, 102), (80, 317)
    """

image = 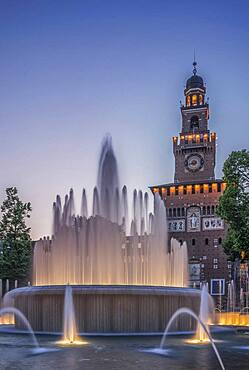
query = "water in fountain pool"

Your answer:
(0, 331), (248, 369)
